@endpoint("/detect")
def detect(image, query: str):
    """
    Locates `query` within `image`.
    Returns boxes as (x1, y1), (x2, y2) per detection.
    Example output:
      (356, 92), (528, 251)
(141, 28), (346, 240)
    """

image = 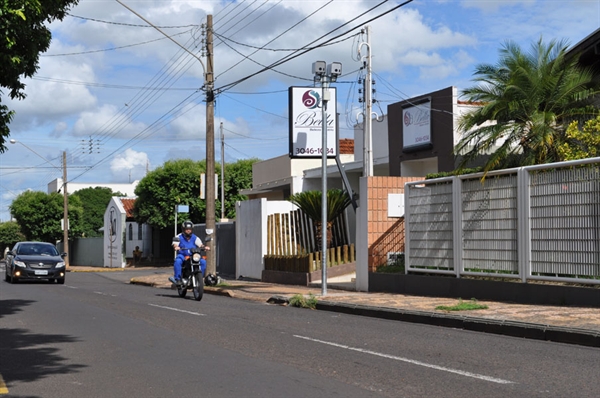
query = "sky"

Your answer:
(1, 0), (600, 221)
